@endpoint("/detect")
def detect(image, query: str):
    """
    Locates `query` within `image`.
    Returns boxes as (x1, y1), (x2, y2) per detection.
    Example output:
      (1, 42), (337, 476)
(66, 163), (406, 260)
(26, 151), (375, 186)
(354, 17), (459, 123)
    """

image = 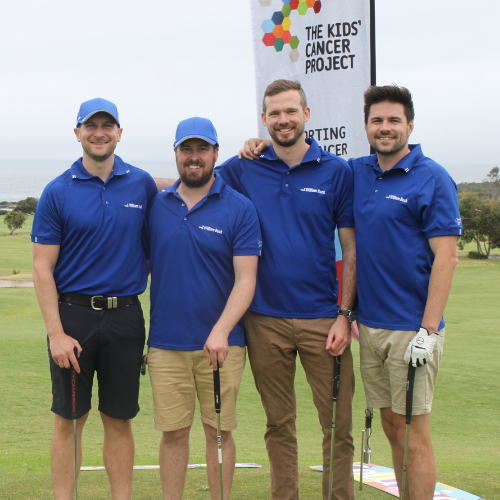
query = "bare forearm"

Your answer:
(33, 243), (81, 369)
(421, 236), (458, 332)
(421, 253), (457, 332)
(338, 227), (357, 310)
(211, 277), (256, 338)
(33, 266), (65, 339)
(326, 227), (356, 354)
(340, 248), (356, 310)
